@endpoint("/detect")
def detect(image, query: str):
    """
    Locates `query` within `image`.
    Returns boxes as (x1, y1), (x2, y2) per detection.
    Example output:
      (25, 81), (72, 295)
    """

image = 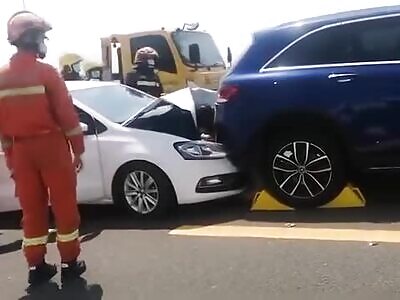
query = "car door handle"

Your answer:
(328, 73), (357, 83)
